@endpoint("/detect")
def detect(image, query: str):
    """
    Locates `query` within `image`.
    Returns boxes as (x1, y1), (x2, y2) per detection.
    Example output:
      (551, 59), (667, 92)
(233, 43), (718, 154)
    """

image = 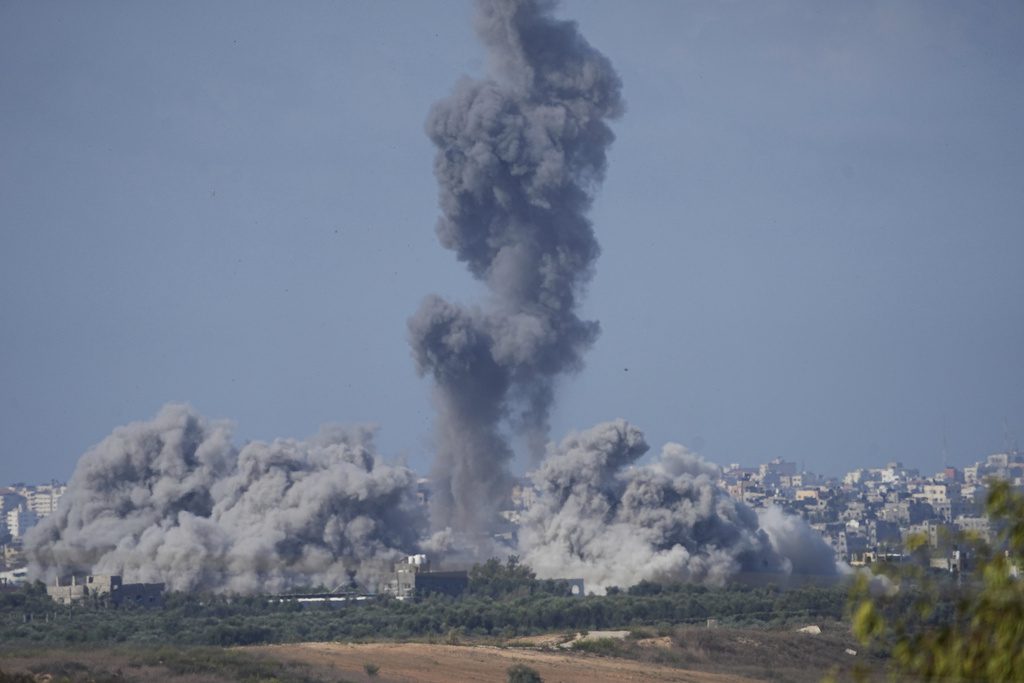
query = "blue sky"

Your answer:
(1, 0), (1022, 483)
